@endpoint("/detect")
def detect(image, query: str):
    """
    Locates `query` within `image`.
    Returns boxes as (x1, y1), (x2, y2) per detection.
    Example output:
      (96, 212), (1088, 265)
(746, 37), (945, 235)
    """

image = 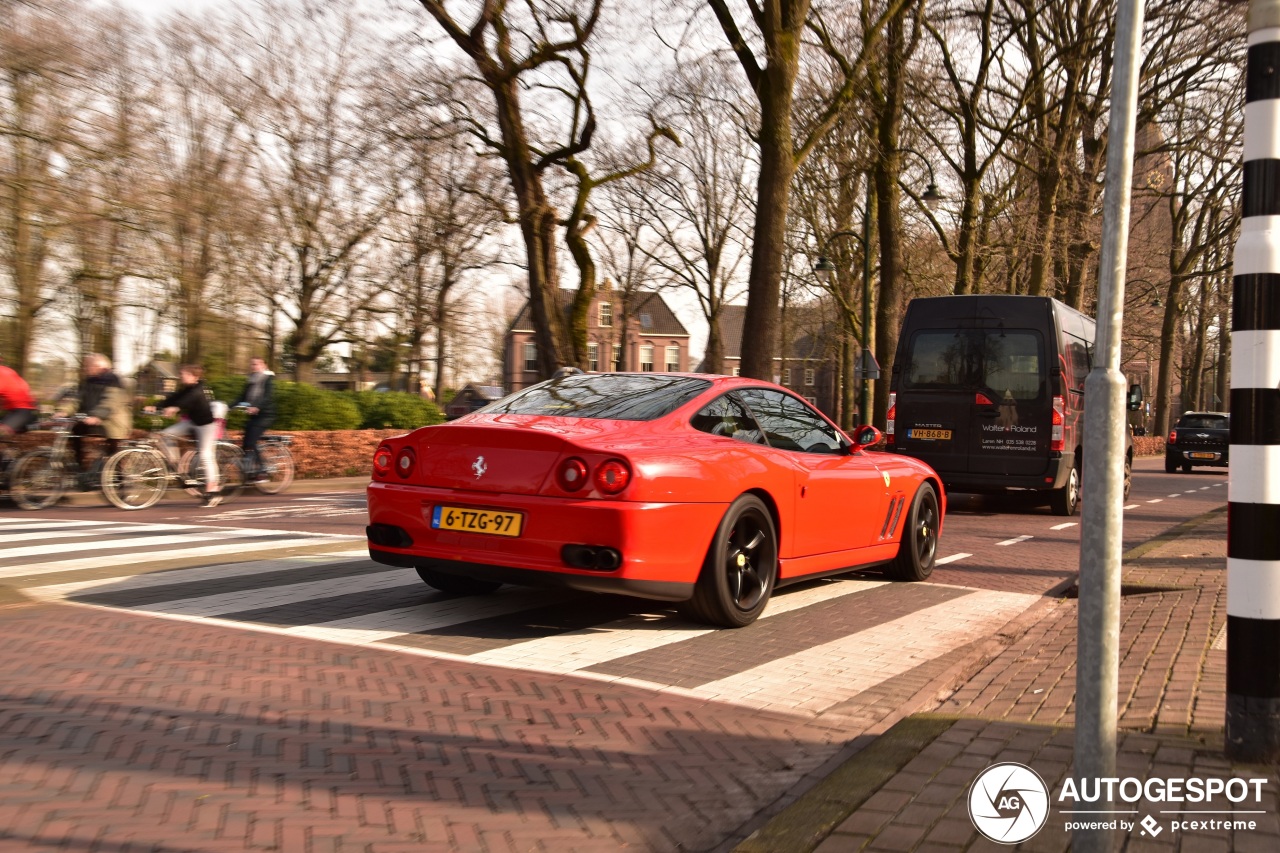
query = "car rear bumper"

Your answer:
(368, 547), (694, 601)
(1166, 448), (1229, 466)
(366, 480), (724, 598)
